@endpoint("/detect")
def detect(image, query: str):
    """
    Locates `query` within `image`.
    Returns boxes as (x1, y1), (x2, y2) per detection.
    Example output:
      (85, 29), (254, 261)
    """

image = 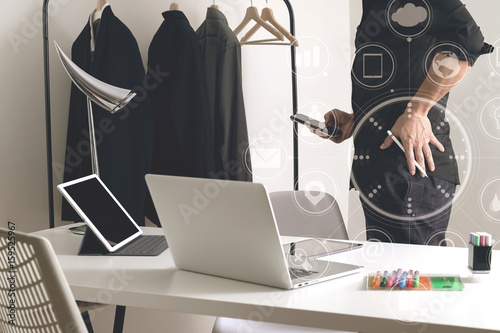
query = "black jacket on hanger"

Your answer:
(61, 6), (153, 226)
(145, 10), (216, 225)
(197, 8), (252, 181)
